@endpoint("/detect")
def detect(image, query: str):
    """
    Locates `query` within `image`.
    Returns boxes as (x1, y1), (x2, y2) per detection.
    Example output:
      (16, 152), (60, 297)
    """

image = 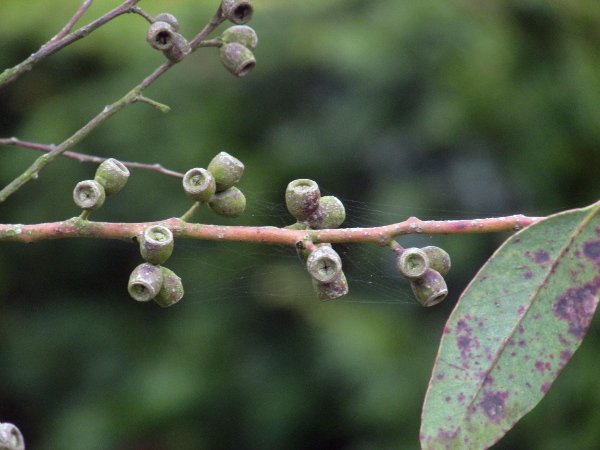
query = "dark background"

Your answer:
(1, 0), (600, 448)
